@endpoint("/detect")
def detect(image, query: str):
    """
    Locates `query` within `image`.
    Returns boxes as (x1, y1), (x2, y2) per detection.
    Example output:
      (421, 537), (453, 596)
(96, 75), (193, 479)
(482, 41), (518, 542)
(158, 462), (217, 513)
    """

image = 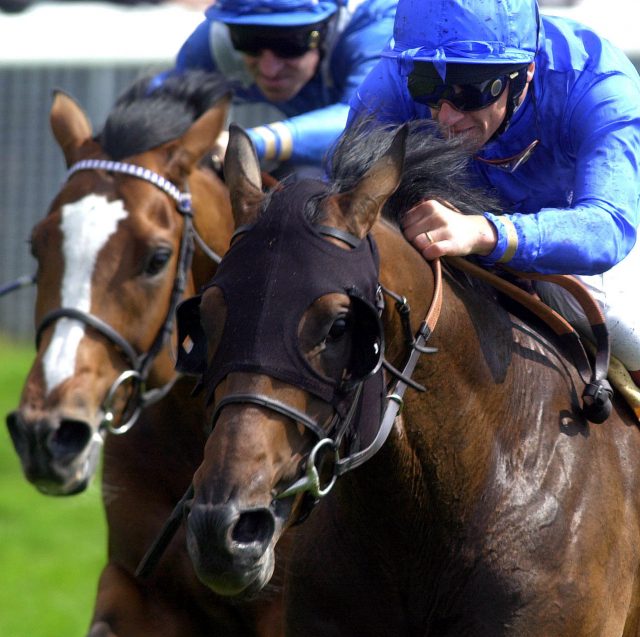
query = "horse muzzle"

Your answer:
(185, 501), (277, 596)
(6, 409), (103, 495)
